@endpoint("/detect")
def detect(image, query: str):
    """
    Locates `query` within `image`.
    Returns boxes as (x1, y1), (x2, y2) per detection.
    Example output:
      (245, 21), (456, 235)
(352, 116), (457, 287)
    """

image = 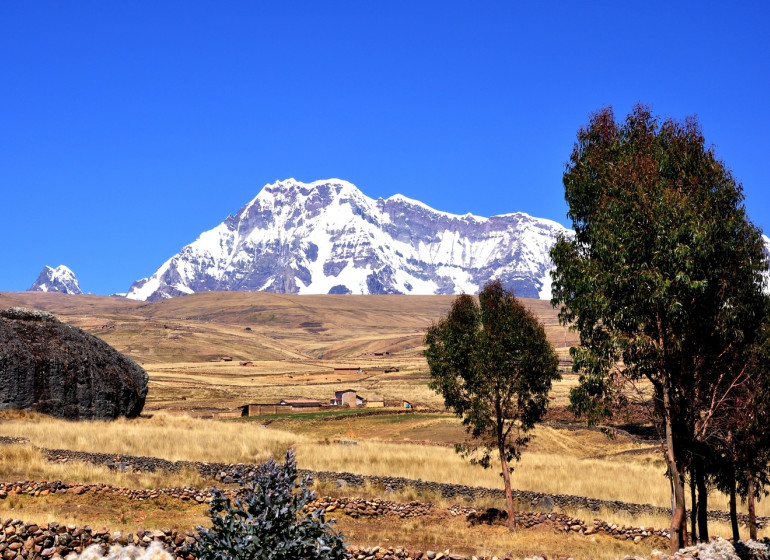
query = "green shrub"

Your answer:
(187, 450), (346, 560)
